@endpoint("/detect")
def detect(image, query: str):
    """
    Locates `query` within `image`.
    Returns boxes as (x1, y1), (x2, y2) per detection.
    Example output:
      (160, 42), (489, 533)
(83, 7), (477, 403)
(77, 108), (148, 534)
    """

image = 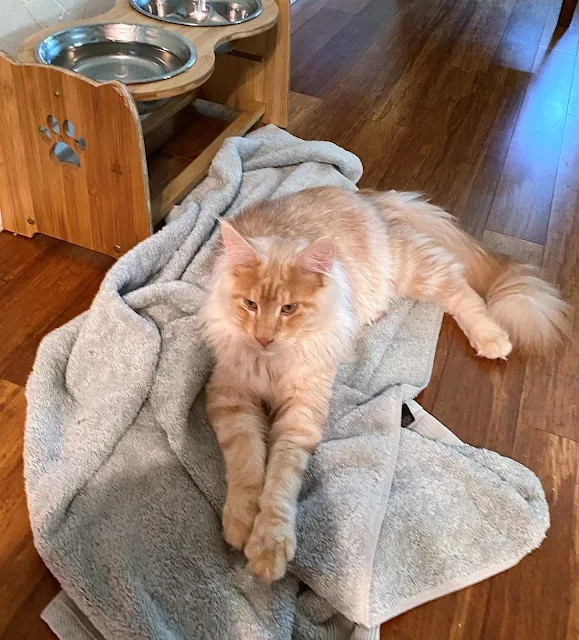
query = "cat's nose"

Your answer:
(256, 337), (274, 348)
